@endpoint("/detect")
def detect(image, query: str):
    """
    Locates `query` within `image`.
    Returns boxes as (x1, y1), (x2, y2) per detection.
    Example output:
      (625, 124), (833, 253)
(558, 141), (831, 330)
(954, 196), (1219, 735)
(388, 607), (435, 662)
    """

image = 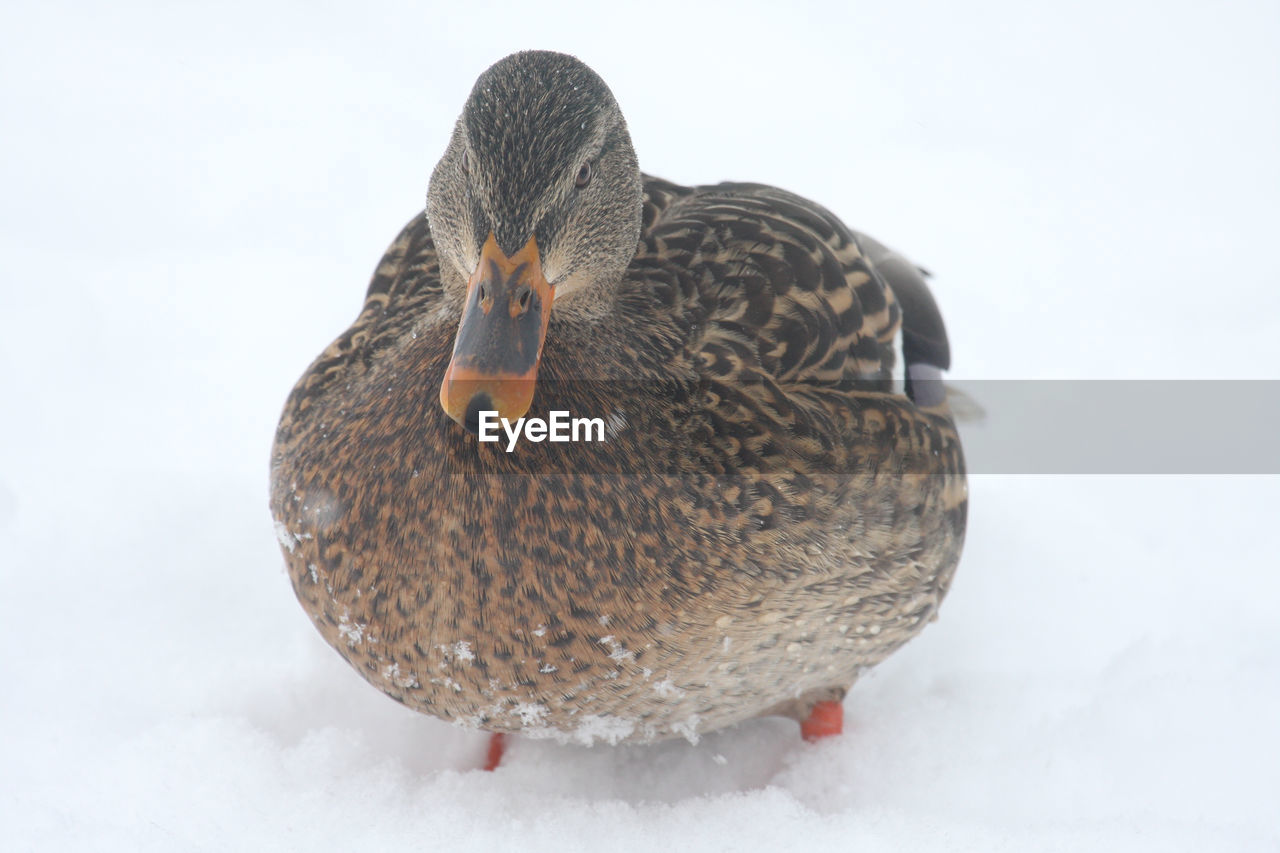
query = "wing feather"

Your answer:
(639, 179), (952, 400)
